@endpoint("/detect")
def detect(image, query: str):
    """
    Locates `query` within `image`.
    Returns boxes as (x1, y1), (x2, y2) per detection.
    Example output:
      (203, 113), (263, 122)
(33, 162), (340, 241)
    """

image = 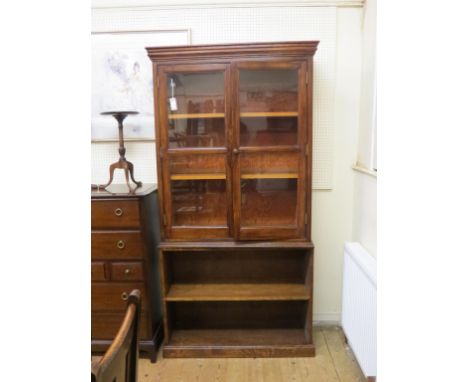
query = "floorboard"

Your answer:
(95, 326), (367, 382)
(321, 326), (367, 382)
